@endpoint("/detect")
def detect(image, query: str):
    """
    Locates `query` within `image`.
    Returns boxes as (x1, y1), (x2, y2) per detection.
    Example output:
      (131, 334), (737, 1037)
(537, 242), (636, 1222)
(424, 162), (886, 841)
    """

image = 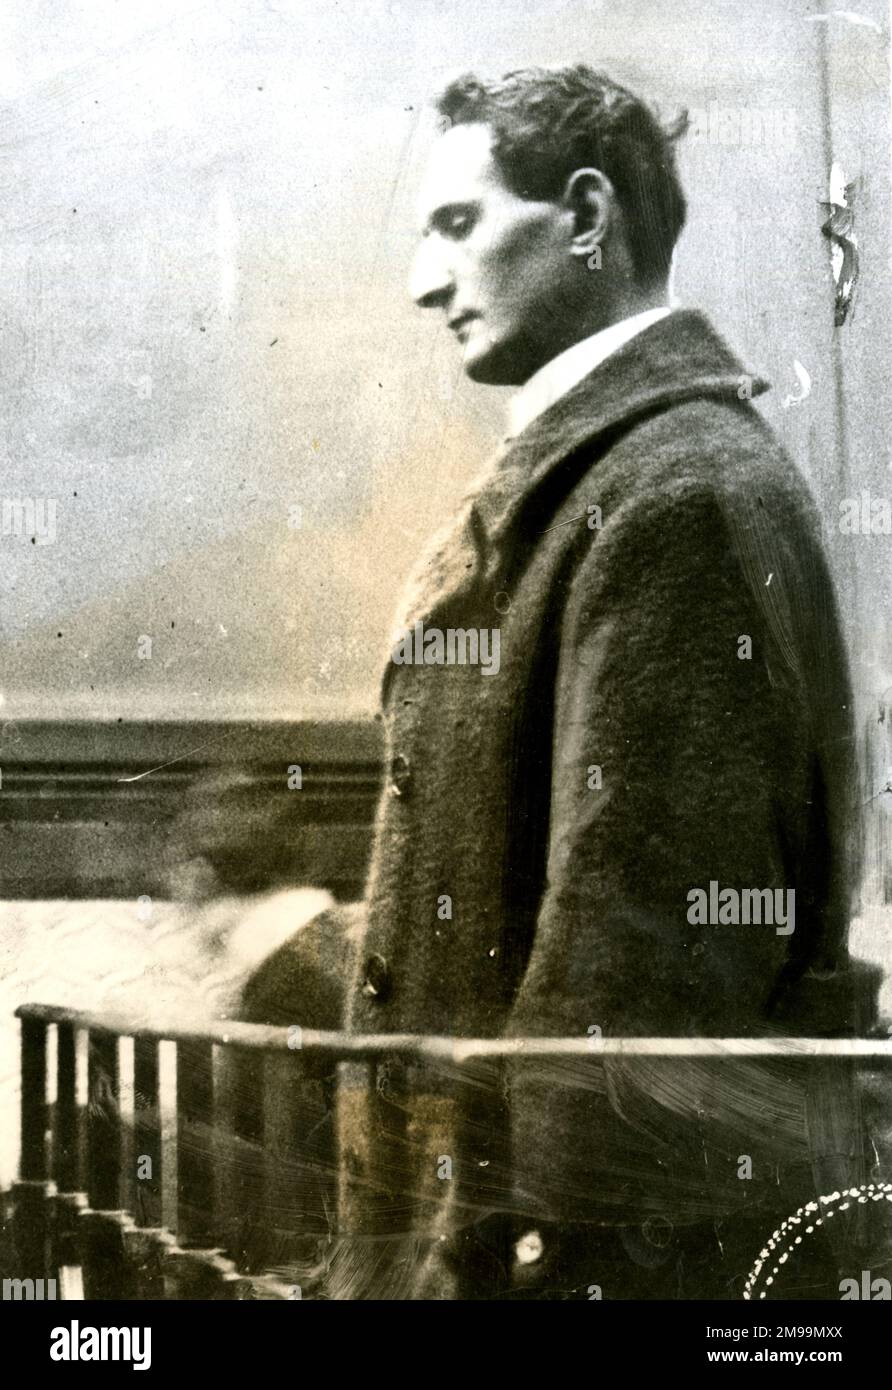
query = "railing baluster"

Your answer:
(336, 1058), (377, 1242)
(166, 1039), (245, 1297)
(20, 1015), (47, 1184)
(54, 1023), (78, 1192)
(134, 1036), (162, 1229)
(118, 1037), (135, 1219)
(175, 1039), (214, 1247)
(262, 1049), (334, 1296)
(81, 1029), (132, 1298)
(49, 1021), (88, 1292)
(215, 1045), (264, 1275)
(112, 1033), (174, 1297)
(13, 1016), (50, 1281)
(86, 1031), (120, 1210)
